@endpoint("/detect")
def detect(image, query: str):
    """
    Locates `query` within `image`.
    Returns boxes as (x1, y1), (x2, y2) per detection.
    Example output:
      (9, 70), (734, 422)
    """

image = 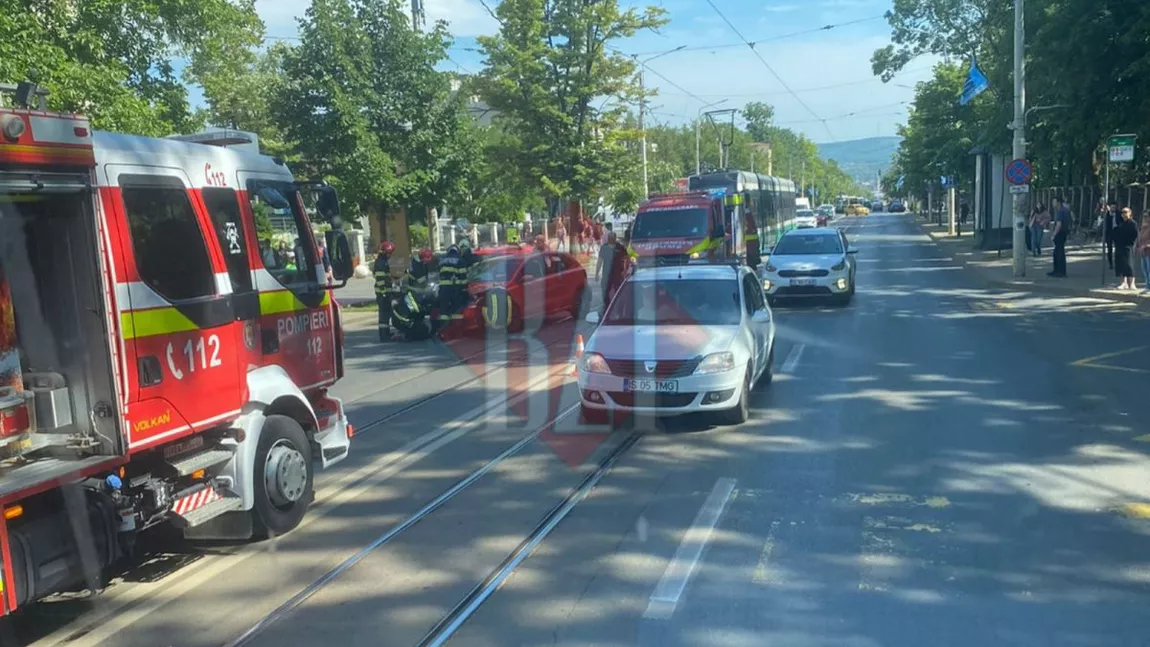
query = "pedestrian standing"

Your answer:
(1112, 207), (1139, 290)
(1137, 211), (1150, 291)
(596, 231), (629, 311)
(1029, 203), (1049, 256)
(556, 221), (567, 252)
(1102, 200), (1119, 270)
(1048, 196), (1071, 277)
